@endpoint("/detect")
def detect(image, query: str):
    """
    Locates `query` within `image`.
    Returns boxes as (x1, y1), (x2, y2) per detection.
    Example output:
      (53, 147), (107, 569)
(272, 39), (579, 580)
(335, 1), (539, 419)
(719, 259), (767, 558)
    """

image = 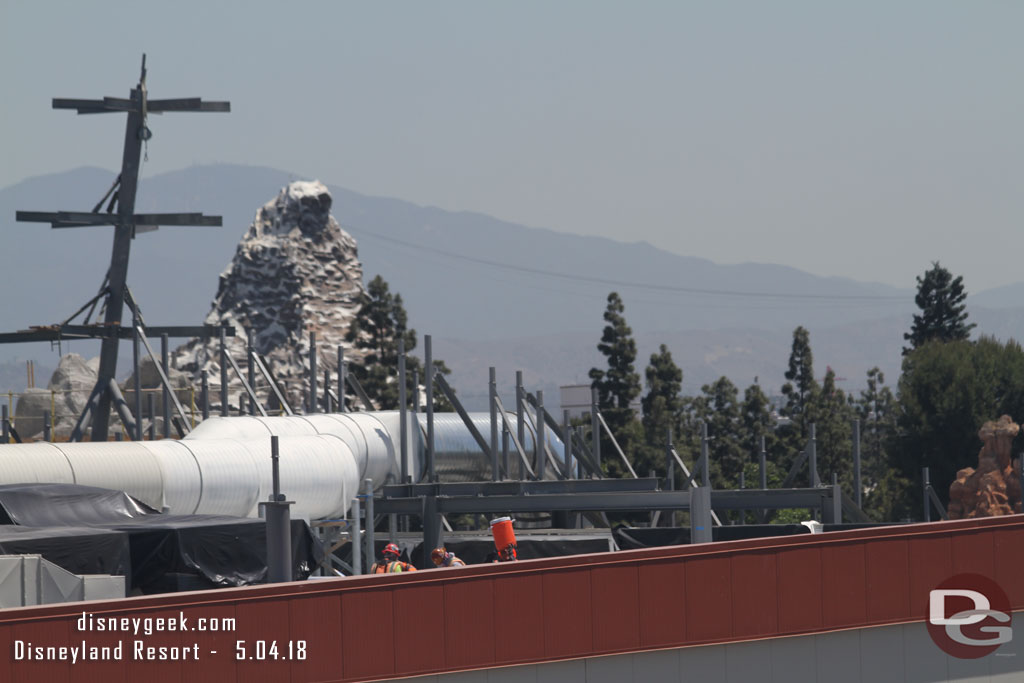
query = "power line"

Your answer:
(344, 224), (908, 304)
